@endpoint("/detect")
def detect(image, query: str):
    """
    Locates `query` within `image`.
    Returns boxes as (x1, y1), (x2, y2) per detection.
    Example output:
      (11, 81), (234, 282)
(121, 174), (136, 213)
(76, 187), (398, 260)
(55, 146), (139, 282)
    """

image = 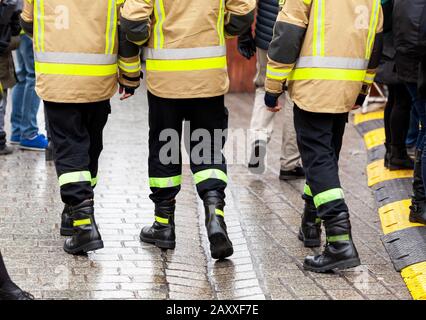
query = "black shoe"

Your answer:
(279, 166), (305, 181)
(388, 145), (414, 170)
(248, 140), (267, 174)
(203, 191), (233, 260)
(410, 201), (426, 224)
(298, 197), (321, 247)
(60, 204), (73, 236)
(0, 281), (34, 300)
(45, 140), (54, 161)
(140, 200), (176, 250)
(410, 150), (426, 224)
(303, 212), (360, 273)
(63, 199), (104, 255)
(0, 144), (13, 155)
